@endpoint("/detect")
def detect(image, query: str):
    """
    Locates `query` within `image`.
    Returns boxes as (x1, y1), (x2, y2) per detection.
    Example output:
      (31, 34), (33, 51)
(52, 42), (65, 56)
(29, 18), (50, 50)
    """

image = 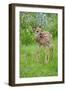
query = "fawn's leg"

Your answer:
(35, 44), (40, 63)
(44, 47), (49, 64)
